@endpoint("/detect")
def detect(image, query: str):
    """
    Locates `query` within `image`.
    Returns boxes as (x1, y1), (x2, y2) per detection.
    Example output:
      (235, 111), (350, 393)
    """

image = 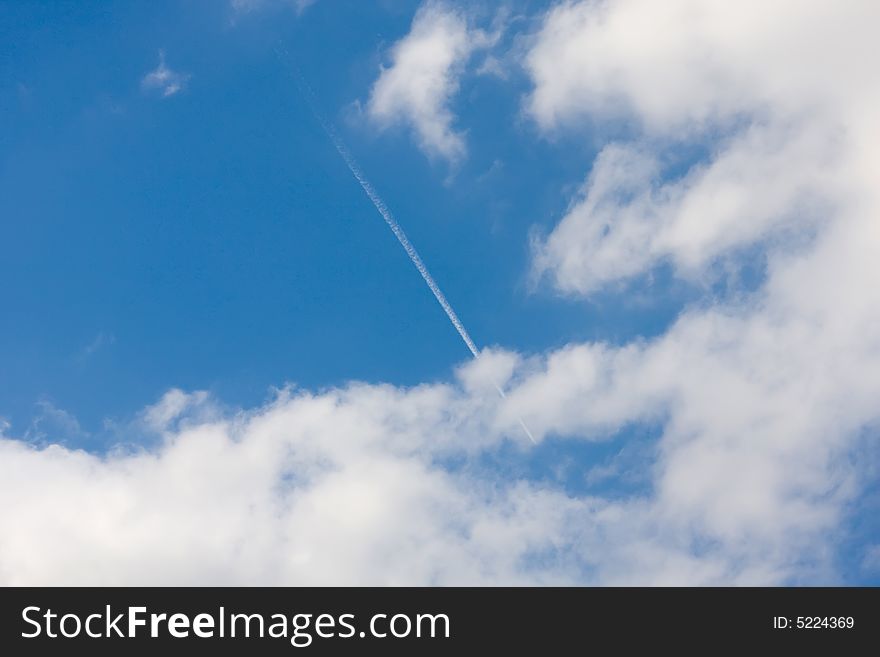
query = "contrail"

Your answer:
(325, 121), (535, 444)
(322, 128), (481, 359)
(277, 45), (535, 443)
